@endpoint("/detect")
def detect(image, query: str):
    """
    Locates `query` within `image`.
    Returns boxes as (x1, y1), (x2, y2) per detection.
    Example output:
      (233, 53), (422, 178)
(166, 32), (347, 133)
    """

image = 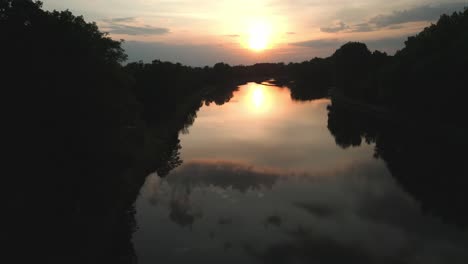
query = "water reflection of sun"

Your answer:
(252, 86), (265, 108)
(245, 83), (274, 114)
